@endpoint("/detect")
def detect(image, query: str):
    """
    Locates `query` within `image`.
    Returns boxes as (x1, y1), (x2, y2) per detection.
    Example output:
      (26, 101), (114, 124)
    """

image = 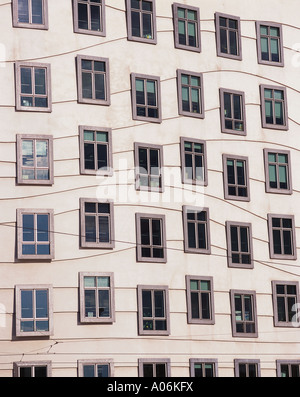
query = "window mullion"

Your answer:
(33, 289), (37, 331)
(237, 226), (241, 262)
